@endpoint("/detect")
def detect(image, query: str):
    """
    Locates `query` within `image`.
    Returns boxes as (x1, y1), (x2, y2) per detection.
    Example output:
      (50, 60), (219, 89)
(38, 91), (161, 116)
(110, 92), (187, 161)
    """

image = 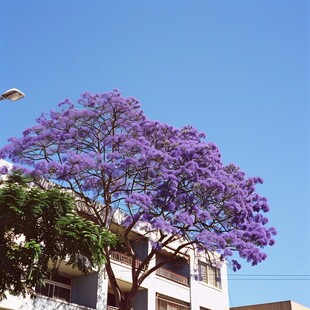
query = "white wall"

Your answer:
(190, 262), (229, 310)
(110, 245), (230, 310)
(0, 295), (94, 310)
